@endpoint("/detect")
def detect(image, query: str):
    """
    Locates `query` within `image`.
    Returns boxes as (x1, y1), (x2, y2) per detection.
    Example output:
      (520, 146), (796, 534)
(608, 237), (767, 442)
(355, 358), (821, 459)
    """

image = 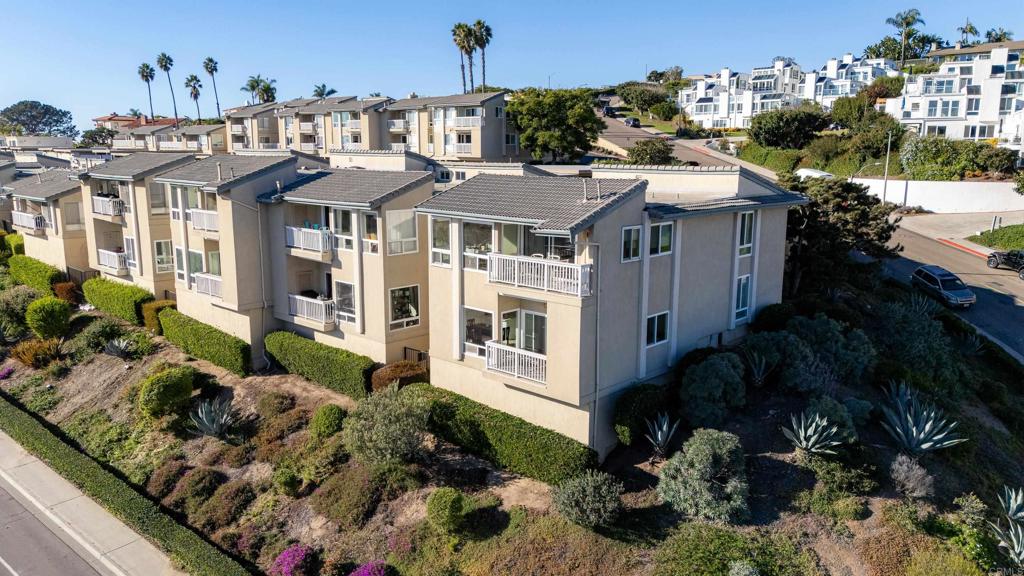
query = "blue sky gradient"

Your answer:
(1, 0), (1020, 132)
